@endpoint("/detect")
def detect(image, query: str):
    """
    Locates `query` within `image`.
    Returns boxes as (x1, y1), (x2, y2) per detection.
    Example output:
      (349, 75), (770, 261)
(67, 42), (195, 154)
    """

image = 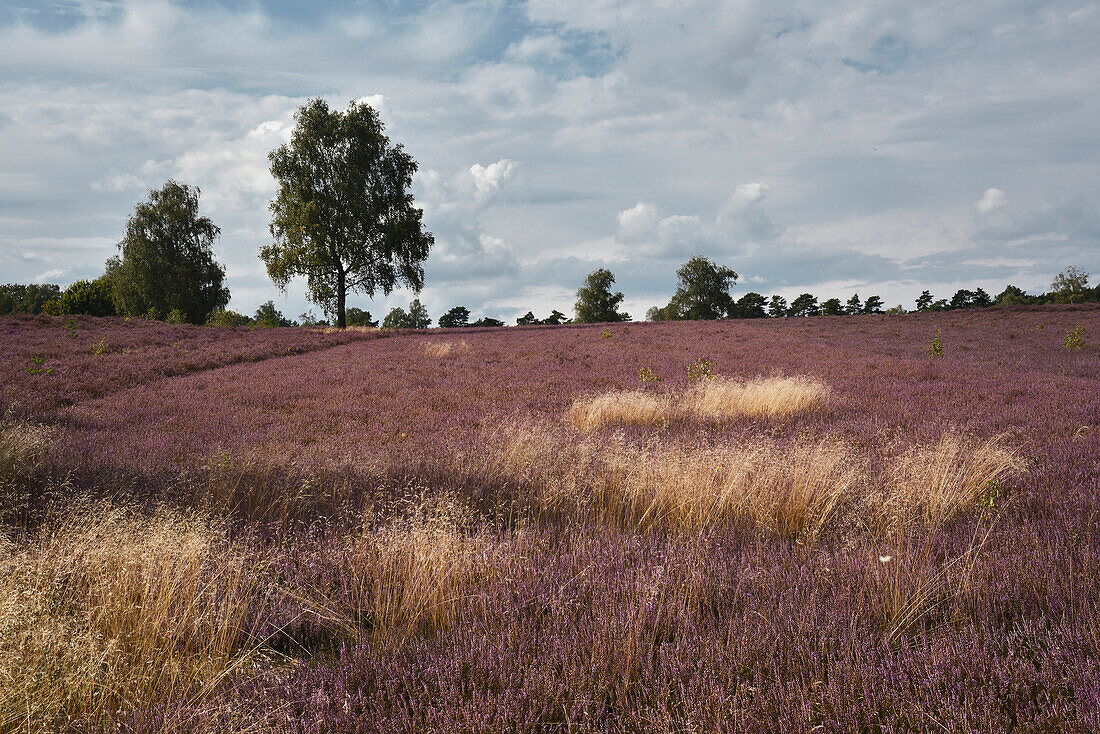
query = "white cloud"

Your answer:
(468, 159), (519, 202)
(0, 0), (1097, 318)
(732, 182), (769, 205)
(976, 187), (1007, 213)
(34, 269), (65, 283)
(617, 201), (659, 241)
